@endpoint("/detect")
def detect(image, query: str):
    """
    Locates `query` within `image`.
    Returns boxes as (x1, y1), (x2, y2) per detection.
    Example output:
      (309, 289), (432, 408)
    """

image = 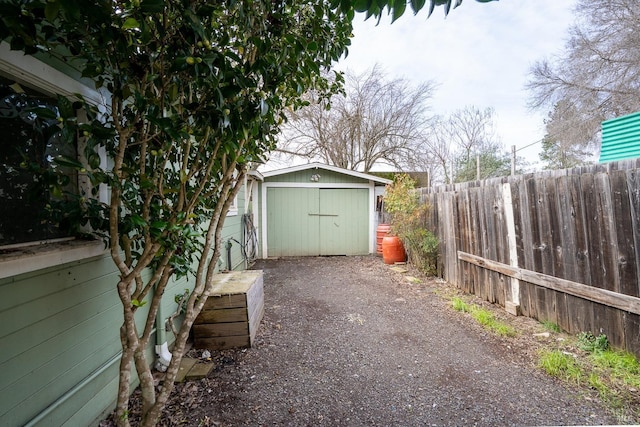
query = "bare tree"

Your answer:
(278, 65), (437, 172)
(409, 116), (452, 184)
(527, 0), (640, 152)
(412, 106), (507, 185)
(447, 106), (498, 165)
